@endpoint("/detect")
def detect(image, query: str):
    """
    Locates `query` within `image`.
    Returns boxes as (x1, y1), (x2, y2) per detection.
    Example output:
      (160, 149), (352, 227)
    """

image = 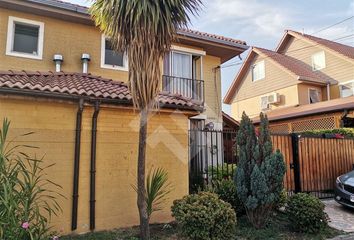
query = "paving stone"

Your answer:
(323, 200), (354, 233)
